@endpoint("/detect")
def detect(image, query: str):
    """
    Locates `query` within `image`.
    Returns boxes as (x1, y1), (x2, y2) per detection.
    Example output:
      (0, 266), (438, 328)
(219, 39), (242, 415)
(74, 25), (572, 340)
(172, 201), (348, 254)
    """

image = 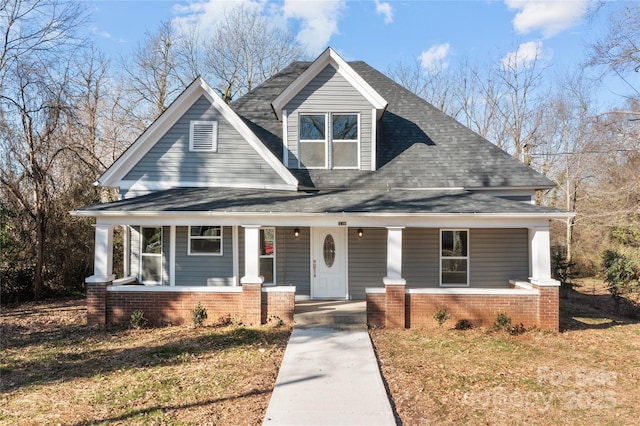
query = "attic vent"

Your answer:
(189, 120), (218, 152)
